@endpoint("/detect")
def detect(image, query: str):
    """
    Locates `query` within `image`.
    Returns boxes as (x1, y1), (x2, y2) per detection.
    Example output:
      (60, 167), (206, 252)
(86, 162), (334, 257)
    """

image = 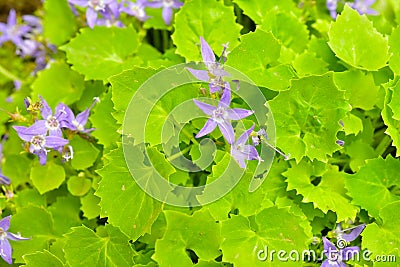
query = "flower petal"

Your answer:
(0, 173), (11, 185)
(162, 7), (173, 25)
(0, 238), (12, 264)
(193, 100), (215, 115)
(237, 124), (255, 146)
(45, 136), (69, 149)
(219, 86), (231, 107)
(7, 9), (16, 27)
(0, 216), (11, 231)
(218, 120), (235, 144)
(40, 96), (52, 119)
(86, 7), (98, 28)
(186, 68), (209, 82)
(320, 260), (331, 267)
(200, 37), (216, 65)
(322, 237), (338, 257)
(341, 224), (365, 242)
(227, 108), (254, 120)
(6, 232), (30, 241)
(241, 145), (260, 160)
(195, 119), (217, 138)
